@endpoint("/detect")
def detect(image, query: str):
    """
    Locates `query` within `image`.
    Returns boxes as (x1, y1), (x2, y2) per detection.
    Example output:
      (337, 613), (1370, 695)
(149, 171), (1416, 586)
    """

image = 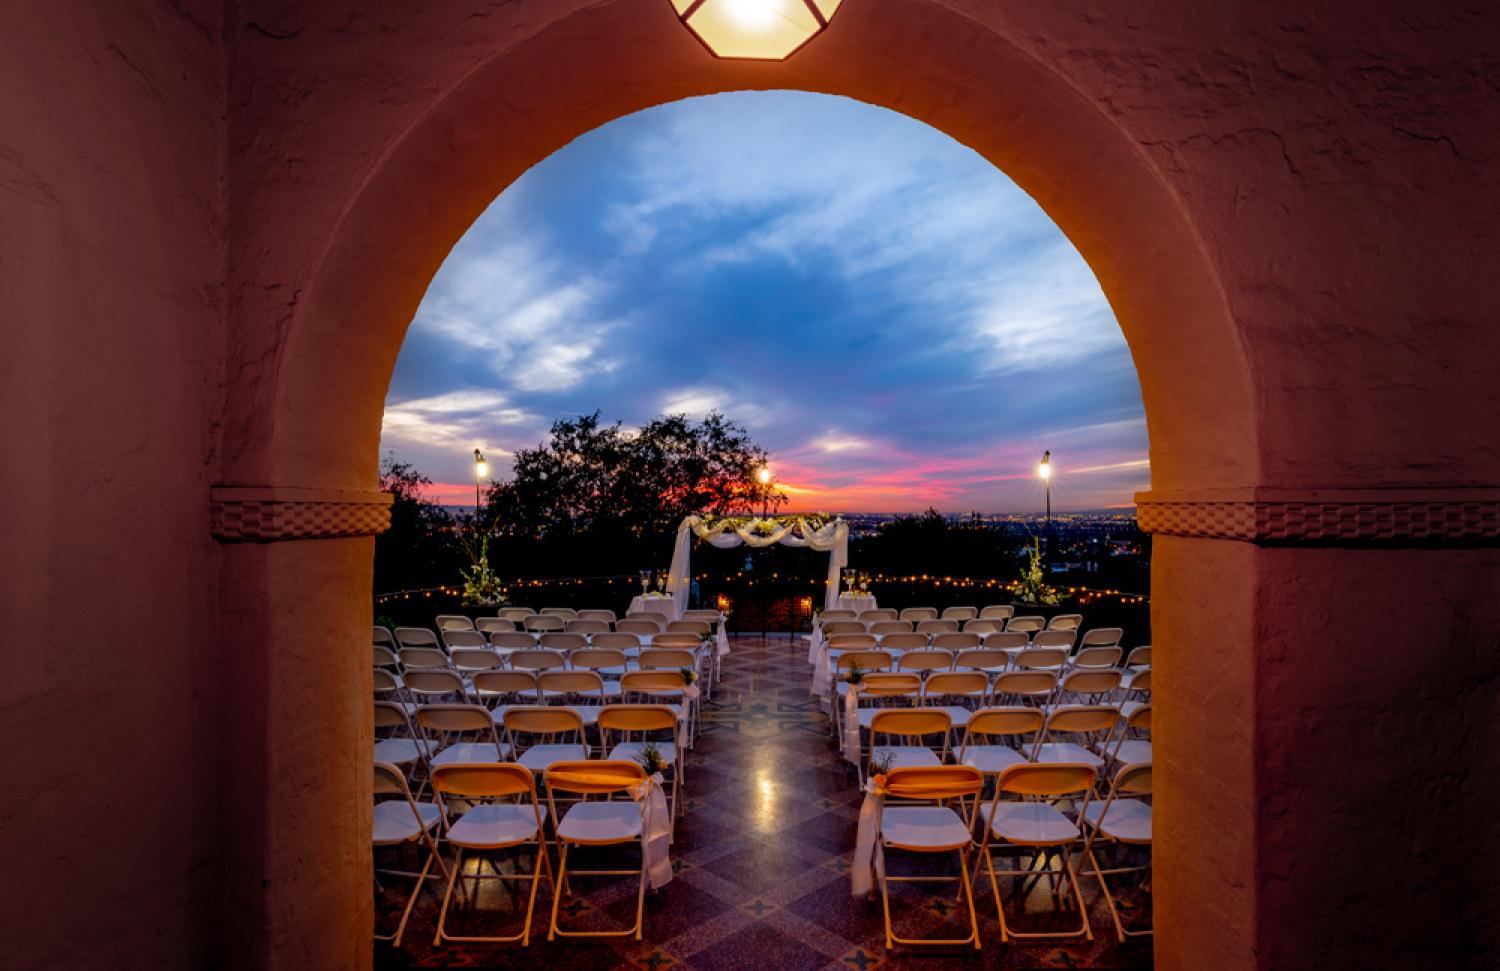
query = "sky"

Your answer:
(379, 91), (1149, 512)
